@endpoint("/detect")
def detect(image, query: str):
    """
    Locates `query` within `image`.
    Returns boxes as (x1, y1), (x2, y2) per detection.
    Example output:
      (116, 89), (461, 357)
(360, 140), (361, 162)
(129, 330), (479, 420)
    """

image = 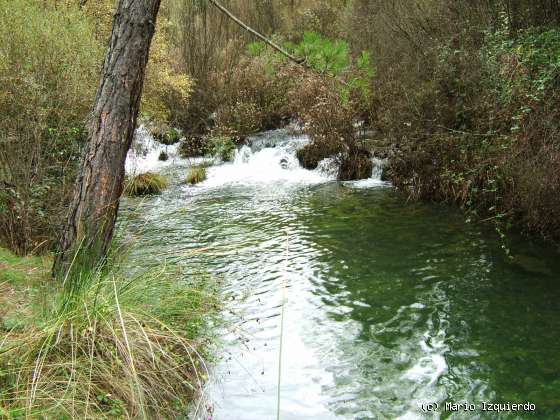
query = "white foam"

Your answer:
(125, 125), (181, 174)
(197, 139), (333, 188)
